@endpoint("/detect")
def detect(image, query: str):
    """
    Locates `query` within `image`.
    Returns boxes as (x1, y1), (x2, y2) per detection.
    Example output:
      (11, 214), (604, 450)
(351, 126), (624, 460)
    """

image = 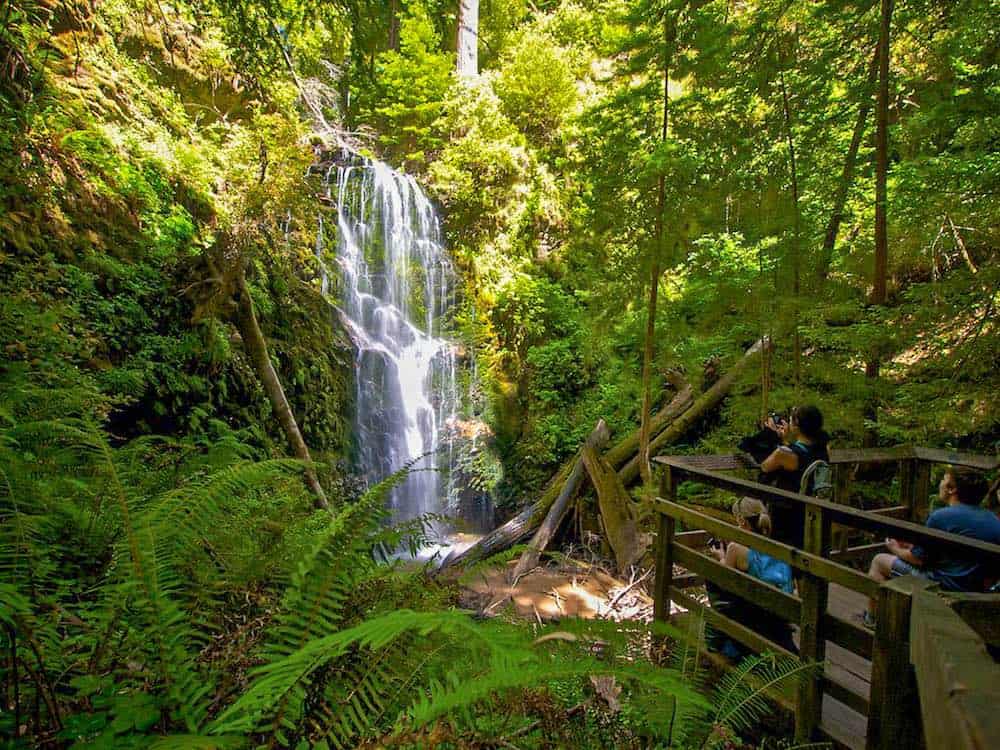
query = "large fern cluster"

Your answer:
(2, 384), (808, 749)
